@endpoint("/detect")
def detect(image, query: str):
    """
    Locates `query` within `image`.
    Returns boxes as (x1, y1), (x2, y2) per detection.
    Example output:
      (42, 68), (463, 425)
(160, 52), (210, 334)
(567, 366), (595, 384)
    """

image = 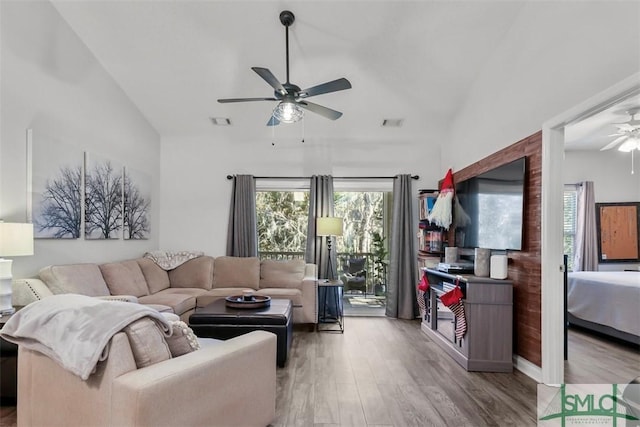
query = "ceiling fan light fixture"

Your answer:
(273, 100), (304, 123)
(618, 138), (640, 152)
